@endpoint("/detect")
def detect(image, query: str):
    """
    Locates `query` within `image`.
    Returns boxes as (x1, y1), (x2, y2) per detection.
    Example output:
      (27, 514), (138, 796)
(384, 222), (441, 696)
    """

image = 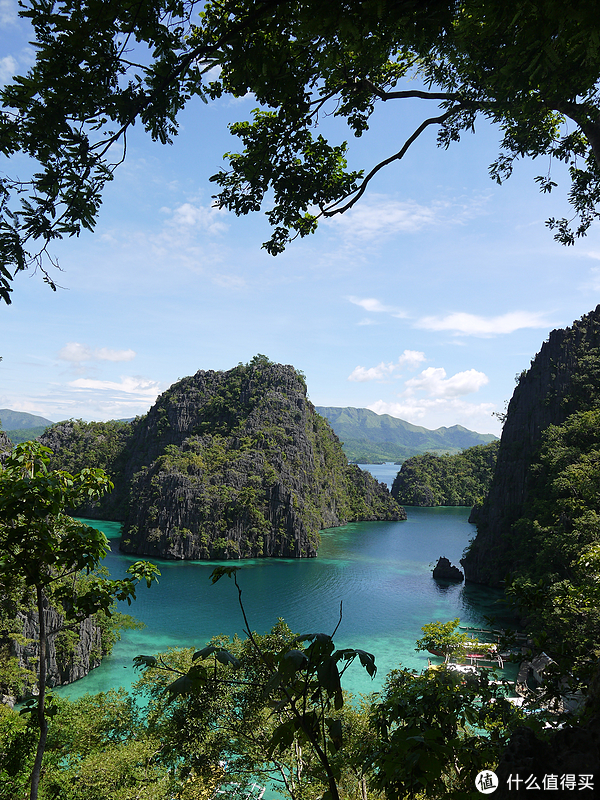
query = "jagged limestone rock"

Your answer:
(7, 601), (103, 694)
(432, 557), (464, 582)
(462, 305), (600, 586)
(0, 429), (11, 464)
(40, 359), (405, 559)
